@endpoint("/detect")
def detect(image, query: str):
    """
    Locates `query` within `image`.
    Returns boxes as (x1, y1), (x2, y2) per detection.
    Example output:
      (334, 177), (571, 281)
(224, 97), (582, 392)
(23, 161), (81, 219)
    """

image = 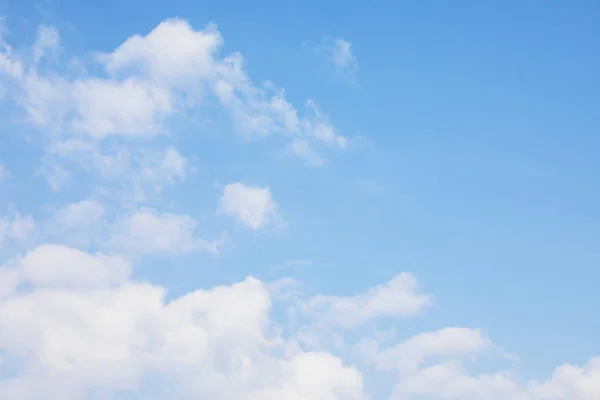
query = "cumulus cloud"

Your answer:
(0, 250), (366, 399)
(70, 78), (172, 139)
(0, 15), (599, 400)
(369, 327), (494, 373)
(387, 358), (600, 400)
(0, 251), (599, 399)
(17, 244), (131, 289)
(102, 20), (222, 82)
(218, 182), (279, 230)
(1, 17), (348, 184)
